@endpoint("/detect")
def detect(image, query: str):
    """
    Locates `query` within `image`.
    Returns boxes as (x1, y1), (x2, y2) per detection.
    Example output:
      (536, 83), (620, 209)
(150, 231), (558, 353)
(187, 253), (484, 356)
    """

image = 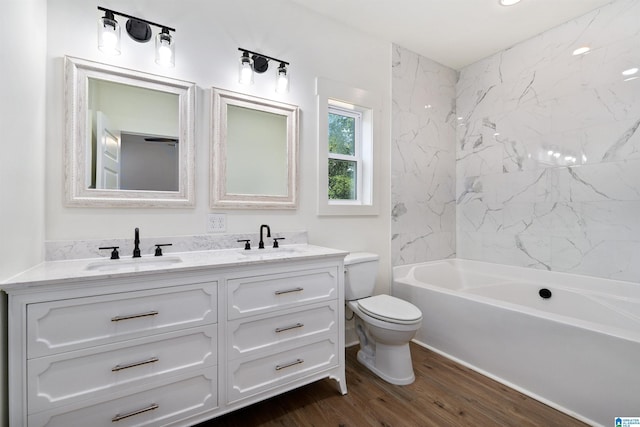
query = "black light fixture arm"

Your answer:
(238, 47), (289, 66)
(98, 6), (176, 33)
